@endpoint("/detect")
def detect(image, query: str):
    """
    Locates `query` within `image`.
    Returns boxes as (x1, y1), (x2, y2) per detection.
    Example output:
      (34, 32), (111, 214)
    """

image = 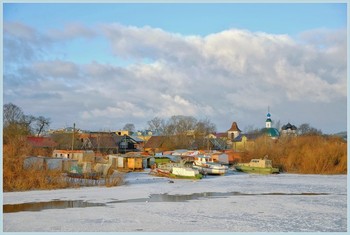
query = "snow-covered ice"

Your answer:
(2, 170), (347, 232)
